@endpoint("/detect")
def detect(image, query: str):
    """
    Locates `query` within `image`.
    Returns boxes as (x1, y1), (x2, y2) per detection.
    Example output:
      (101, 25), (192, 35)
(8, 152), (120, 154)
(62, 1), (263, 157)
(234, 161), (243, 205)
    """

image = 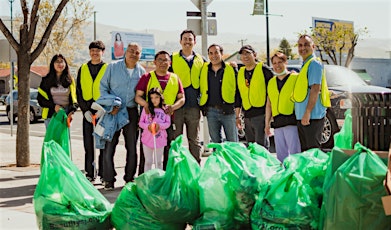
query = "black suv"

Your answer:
(288, 64), (391, 148)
